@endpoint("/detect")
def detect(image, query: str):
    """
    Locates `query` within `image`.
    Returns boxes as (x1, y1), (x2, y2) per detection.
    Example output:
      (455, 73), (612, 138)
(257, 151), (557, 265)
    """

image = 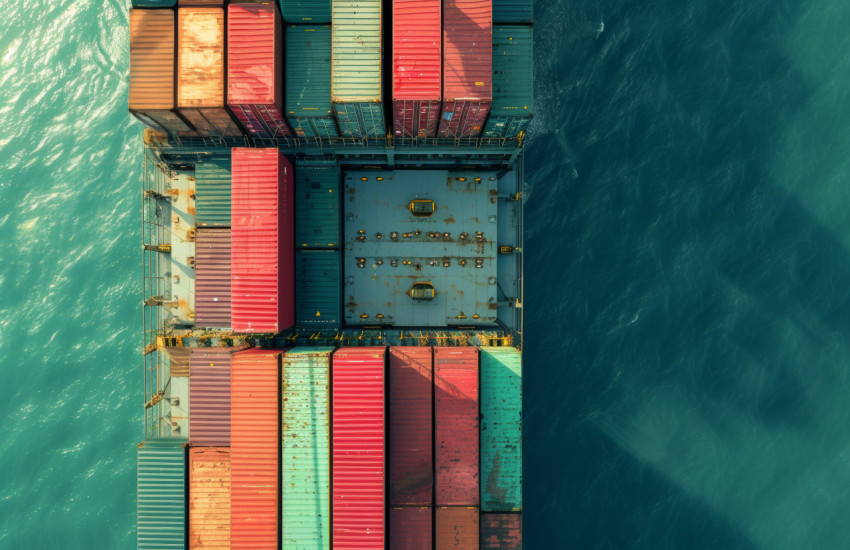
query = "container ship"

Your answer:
(129, 0), (529, 548)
